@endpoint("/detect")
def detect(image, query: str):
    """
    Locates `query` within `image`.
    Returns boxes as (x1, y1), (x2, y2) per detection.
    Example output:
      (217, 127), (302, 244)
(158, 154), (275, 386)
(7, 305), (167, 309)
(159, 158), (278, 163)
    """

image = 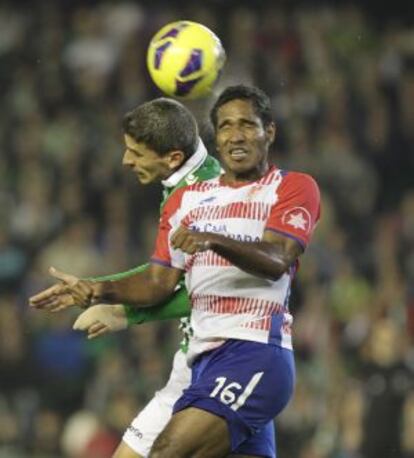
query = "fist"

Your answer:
(73, 304), (128, 339)
(171, 226), (215, 255)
